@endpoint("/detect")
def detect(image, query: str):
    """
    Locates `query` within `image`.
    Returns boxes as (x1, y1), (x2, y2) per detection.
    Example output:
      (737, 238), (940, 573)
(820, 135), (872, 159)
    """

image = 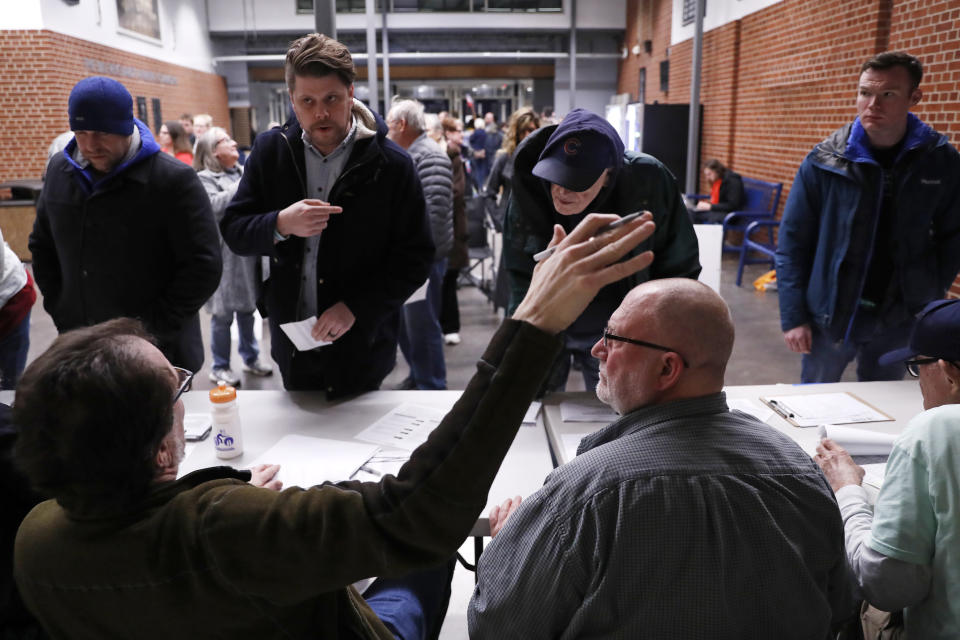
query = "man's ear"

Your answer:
(155, 438), (173, 471)
(655, 352), (684, 391)
(940, 359), (960, 393)
(910, 87), (923, 107)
